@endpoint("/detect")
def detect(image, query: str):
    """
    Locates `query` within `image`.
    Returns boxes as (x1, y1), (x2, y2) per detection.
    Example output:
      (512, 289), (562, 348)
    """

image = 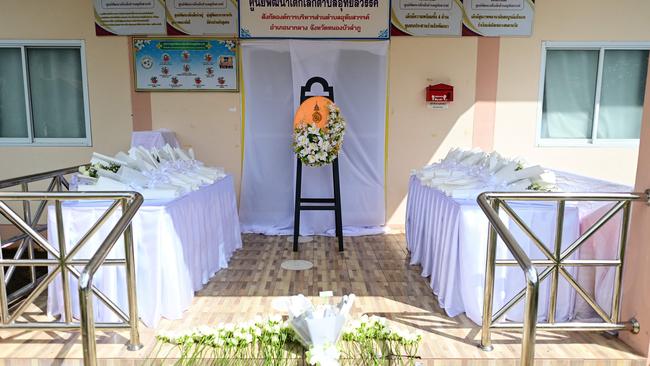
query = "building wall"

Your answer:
(620, 56), (650, 359)
(0, 0), (133, 179)
(386, 37), (477, 225)
(149, 92), (243, 196)
(493, 0), (650, 186)
(2, 0), (650, 357)
(0, 0), (648, 227)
